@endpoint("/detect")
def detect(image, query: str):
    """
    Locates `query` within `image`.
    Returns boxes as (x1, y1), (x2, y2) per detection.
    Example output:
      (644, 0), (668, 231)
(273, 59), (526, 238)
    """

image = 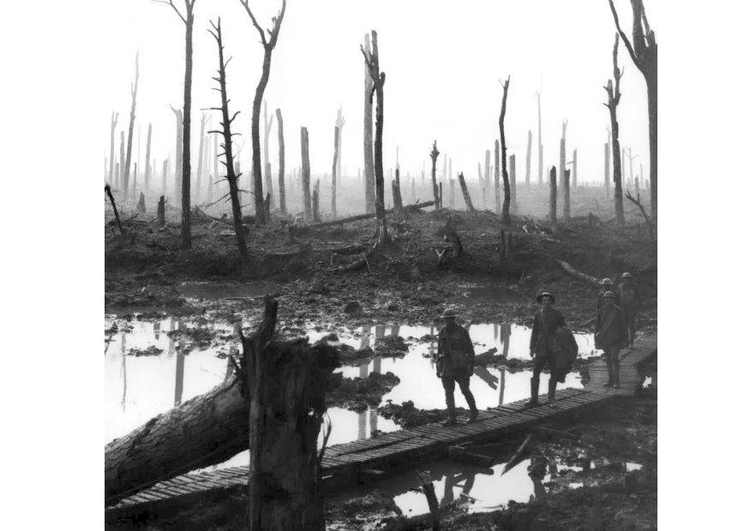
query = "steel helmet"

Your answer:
(622, 272), (633, 279)
(603, 290), (617, 299)
(601, 278), (613, 286)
